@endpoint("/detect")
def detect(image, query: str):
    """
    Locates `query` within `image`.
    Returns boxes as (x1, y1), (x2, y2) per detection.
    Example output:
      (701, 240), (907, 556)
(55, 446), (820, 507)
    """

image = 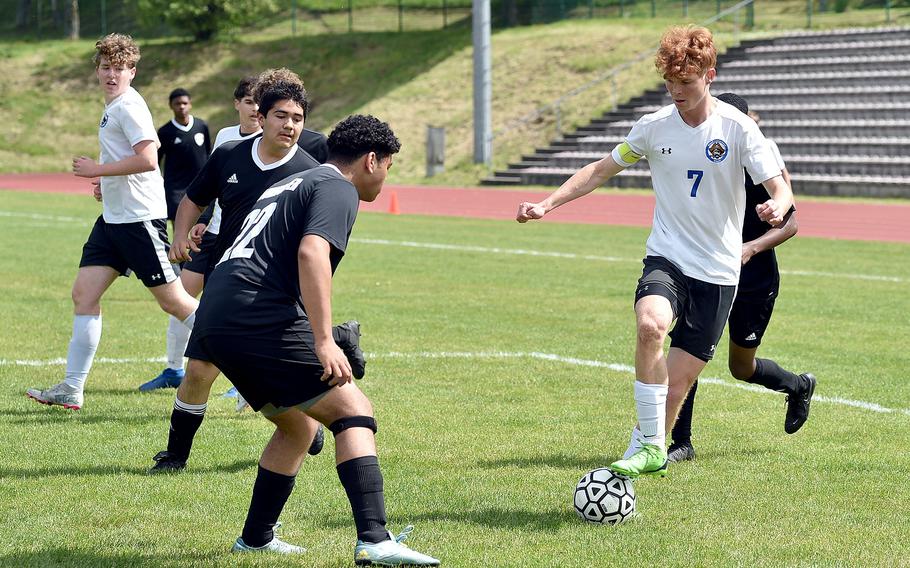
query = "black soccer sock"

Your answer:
(241, 464), (296, 548)
(745, 358), (802, 395)
(671, 380), (697, 446)
(167, 399), (206, 461)
(337, 455), (389, 544)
